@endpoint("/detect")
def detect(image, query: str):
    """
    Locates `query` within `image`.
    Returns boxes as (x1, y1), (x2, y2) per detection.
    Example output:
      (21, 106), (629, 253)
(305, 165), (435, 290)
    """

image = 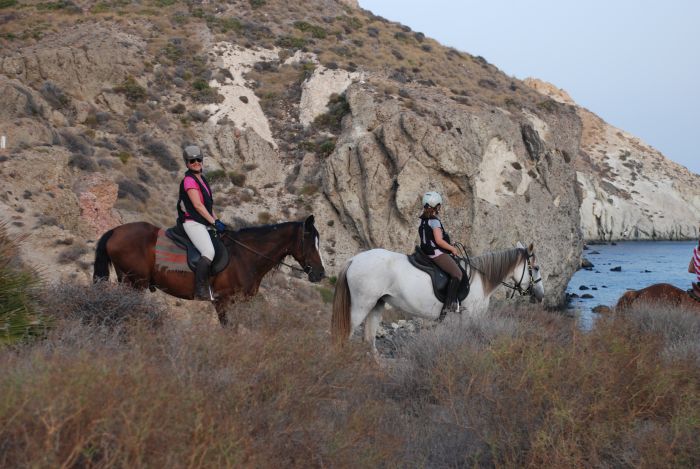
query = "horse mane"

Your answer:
(469, 247), (527, 294)
(219, 221), (303, 271)
(232, 221), (301, 239)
